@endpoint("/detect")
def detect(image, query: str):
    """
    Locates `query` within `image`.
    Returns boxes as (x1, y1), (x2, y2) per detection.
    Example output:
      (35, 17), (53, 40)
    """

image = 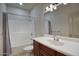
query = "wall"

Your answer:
(7, 4), (49, 40)
(44, 4), (79, 36)
(6, 6), (34, 47)
(30, 4), (48, 37)
(0, 3), (6, 55)
(7, 6), (30, 16)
